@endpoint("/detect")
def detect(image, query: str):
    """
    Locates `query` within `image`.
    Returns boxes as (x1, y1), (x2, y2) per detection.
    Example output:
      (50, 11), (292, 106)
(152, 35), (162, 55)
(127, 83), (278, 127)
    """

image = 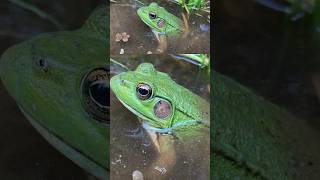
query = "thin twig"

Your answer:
(110, 58), (129, 71)
(9, 0), (64, 30)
